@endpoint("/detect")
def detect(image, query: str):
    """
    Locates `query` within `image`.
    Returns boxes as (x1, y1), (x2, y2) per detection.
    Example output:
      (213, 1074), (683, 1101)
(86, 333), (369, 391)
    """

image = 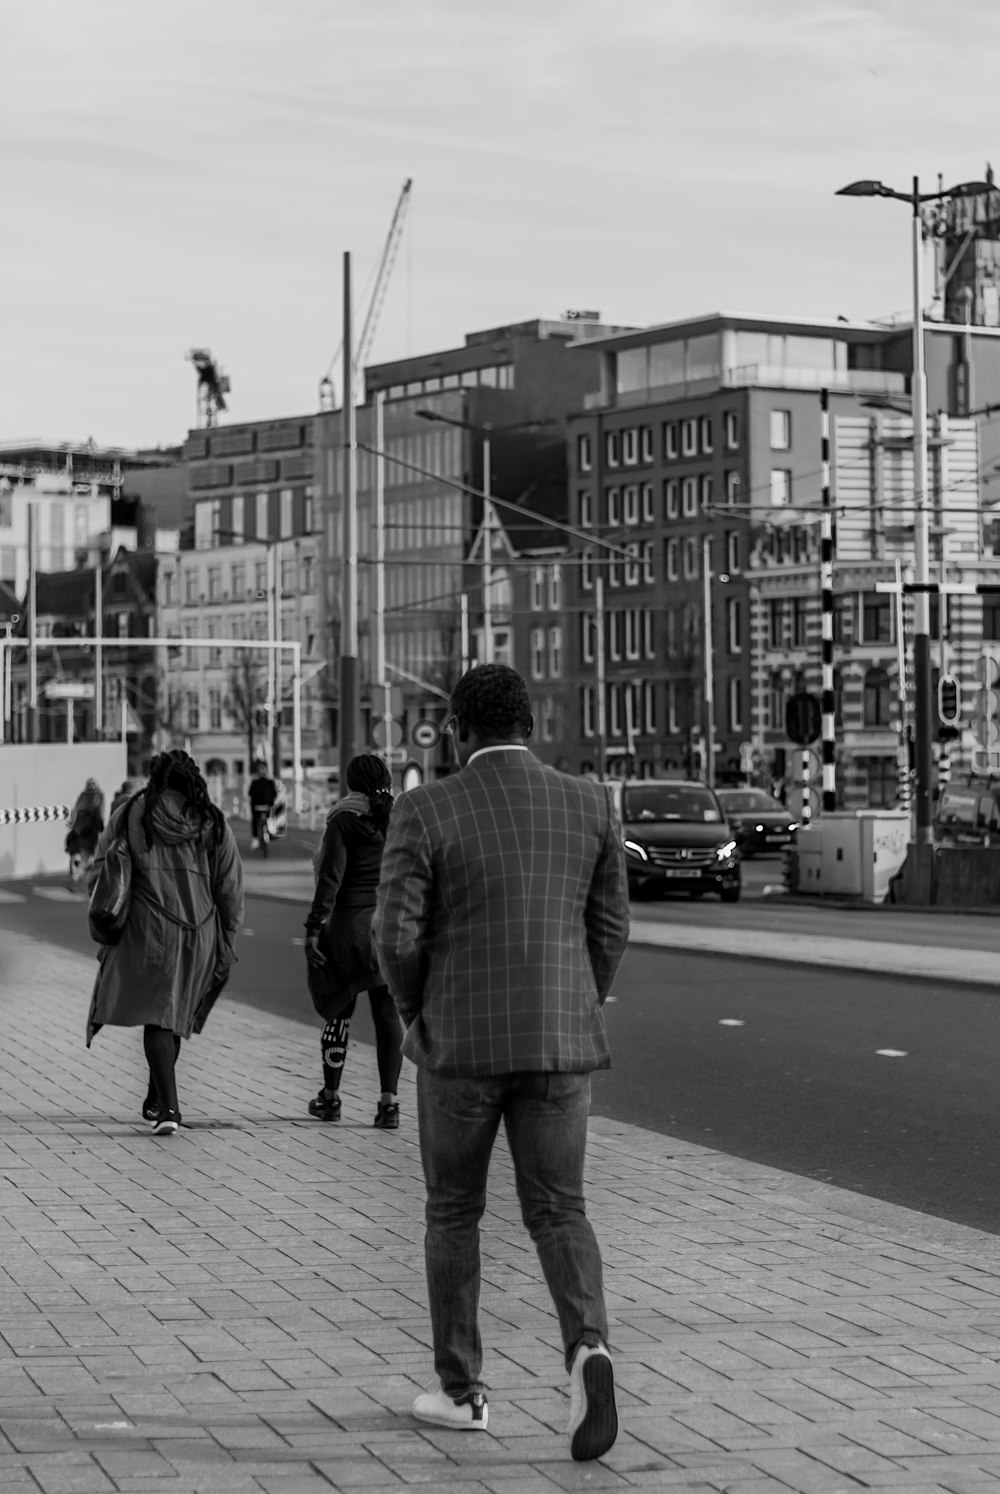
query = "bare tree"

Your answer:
(225, 654), (266, 772)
